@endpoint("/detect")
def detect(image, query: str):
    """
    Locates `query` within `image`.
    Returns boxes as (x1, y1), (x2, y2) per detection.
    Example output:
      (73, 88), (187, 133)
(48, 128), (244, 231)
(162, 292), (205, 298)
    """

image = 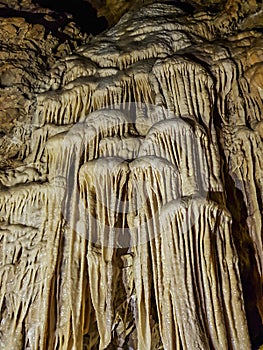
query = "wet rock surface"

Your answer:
(0, 0), (263, 349)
